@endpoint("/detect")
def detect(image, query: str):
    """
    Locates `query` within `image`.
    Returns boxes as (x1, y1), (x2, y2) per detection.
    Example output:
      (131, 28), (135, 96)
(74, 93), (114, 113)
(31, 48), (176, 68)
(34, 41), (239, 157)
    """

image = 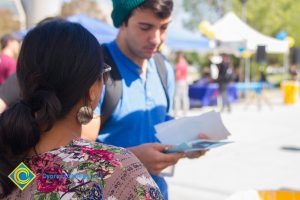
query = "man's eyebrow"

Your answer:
(138, 21), (172, 27)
